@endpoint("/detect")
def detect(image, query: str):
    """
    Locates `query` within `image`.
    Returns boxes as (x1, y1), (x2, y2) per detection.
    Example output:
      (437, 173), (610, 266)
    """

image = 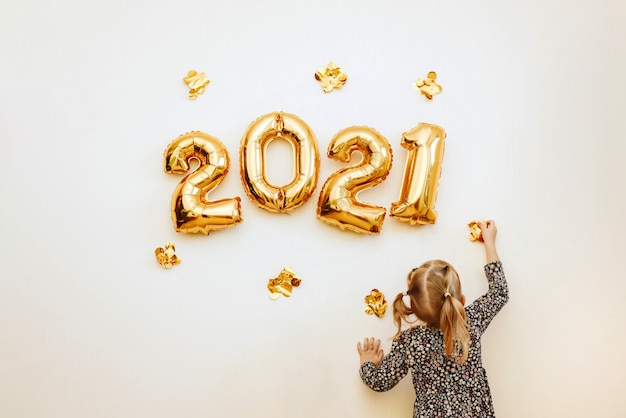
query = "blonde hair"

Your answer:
(392, 260), (470, 364)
